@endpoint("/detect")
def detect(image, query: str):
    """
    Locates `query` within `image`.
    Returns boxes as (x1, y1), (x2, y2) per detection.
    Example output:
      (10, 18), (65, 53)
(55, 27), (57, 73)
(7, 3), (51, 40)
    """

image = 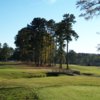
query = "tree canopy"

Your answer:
(76, 0), (100, 19)
(15, 17), (56, 66)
